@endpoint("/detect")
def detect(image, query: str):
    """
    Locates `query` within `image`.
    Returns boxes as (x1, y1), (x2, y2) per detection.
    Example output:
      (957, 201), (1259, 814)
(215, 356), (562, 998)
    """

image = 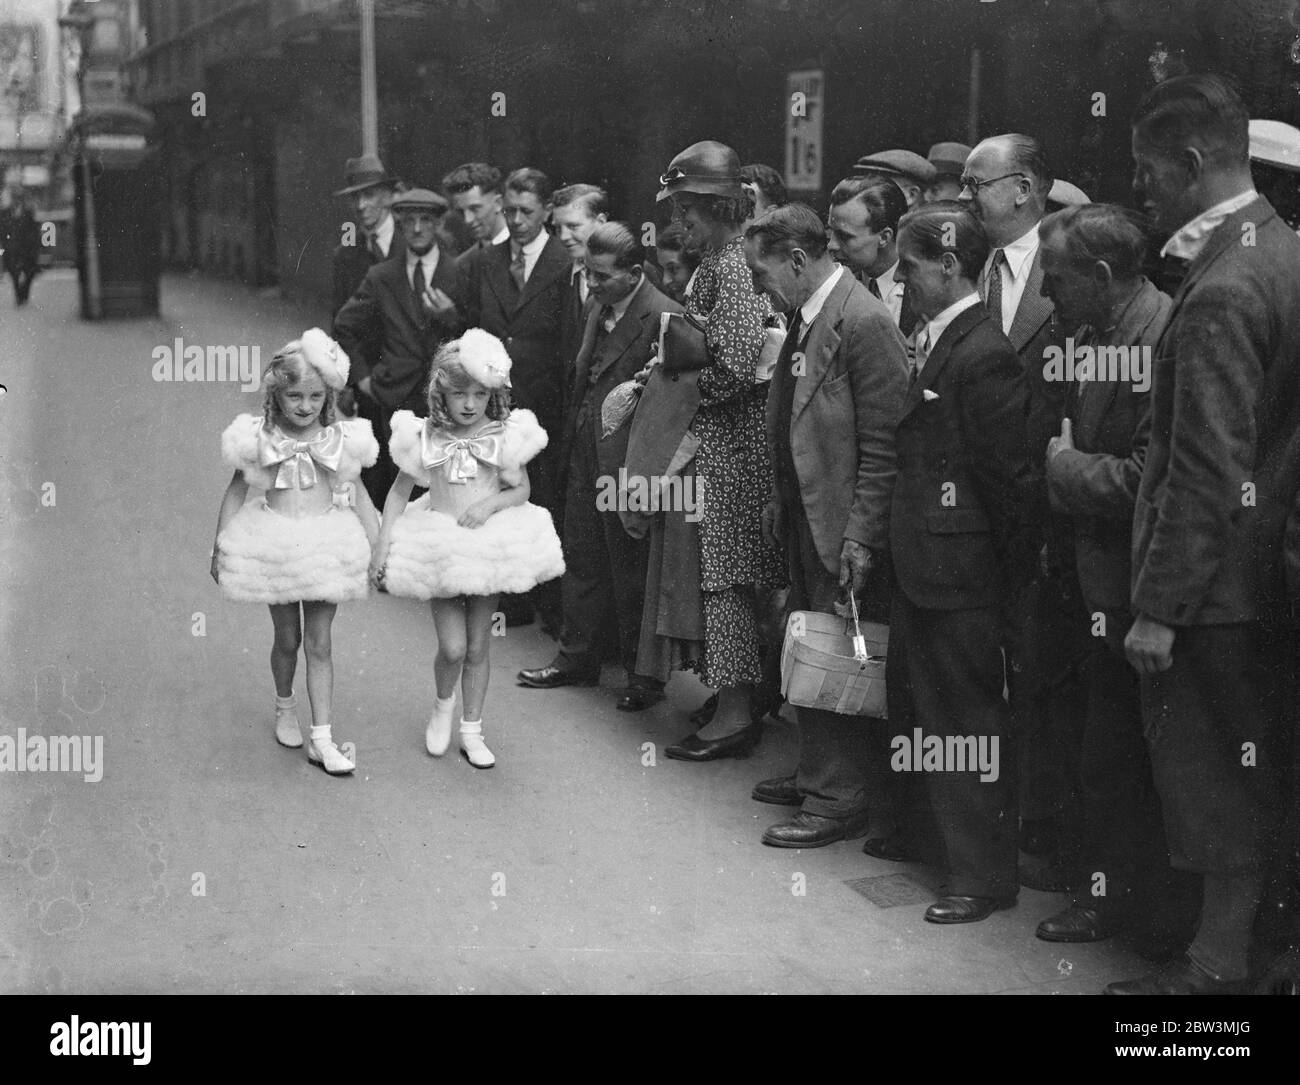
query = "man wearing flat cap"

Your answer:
(333, 187), (463, 505)
(925, 142), (971, 203)
(852, 149), (935, 210)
